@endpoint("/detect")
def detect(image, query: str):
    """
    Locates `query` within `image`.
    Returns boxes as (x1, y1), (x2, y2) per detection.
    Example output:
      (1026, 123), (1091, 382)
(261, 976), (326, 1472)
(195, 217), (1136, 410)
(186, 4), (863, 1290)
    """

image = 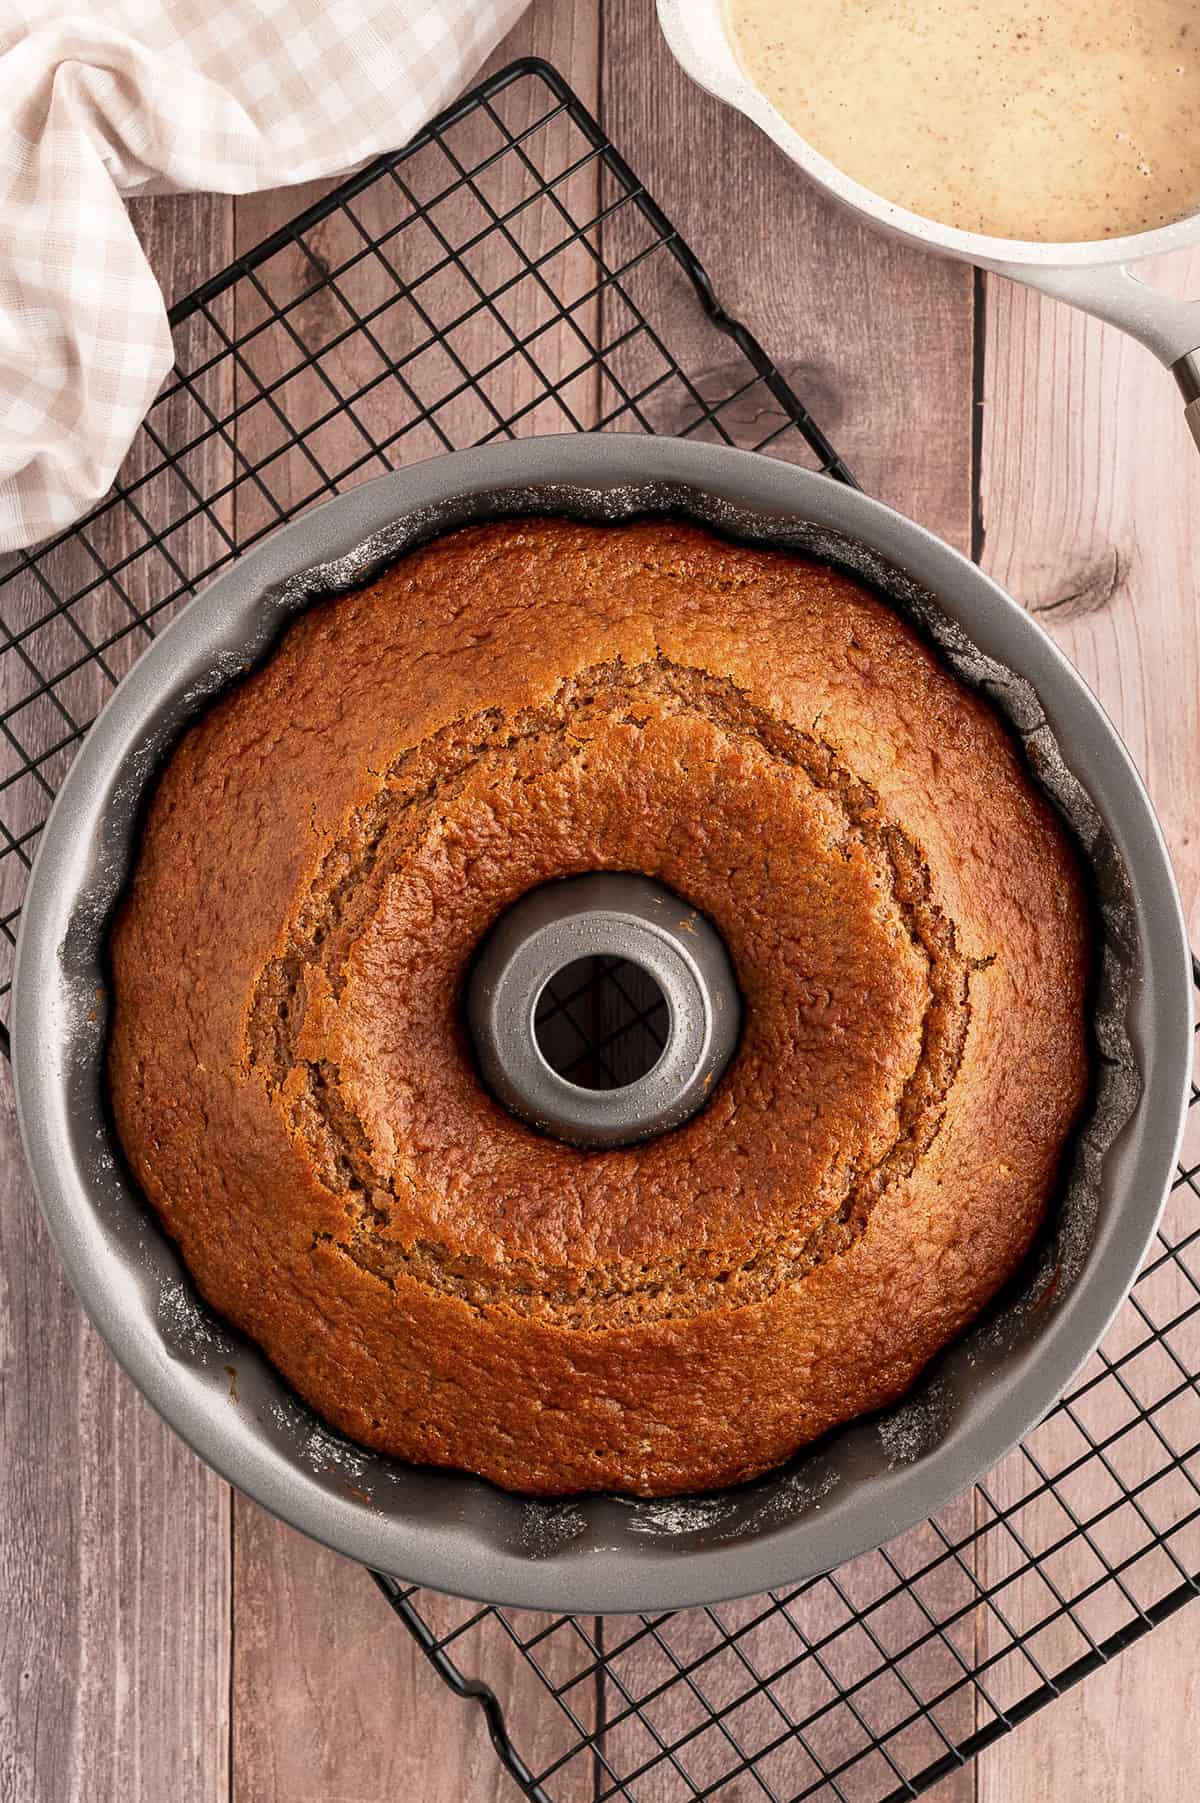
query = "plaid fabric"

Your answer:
(0, 0), (529, 551)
